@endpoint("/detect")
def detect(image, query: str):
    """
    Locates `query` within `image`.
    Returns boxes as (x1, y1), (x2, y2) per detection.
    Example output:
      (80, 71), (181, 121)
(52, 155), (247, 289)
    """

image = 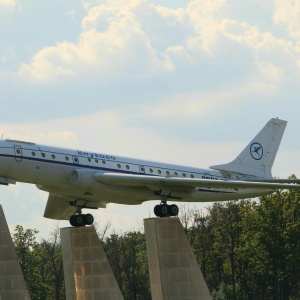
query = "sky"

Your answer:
(1, 0), (300, 239)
